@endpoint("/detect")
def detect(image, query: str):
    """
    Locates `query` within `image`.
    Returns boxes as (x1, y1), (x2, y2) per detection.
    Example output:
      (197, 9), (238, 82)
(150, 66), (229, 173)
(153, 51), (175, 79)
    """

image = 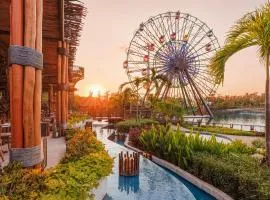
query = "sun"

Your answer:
(89, 84), (105, 97)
